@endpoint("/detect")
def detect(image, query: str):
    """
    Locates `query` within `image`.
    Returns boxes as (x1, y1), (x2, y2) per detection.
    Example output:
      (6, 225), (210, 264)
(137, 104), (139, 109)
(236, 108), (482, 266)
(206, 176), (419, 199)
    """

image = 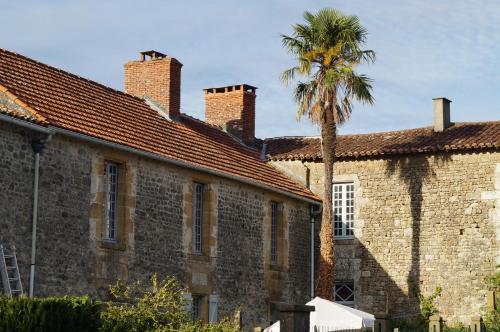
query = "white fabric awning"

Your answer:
(263, 297), (374, 332)
(307, 297), (374, 331)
